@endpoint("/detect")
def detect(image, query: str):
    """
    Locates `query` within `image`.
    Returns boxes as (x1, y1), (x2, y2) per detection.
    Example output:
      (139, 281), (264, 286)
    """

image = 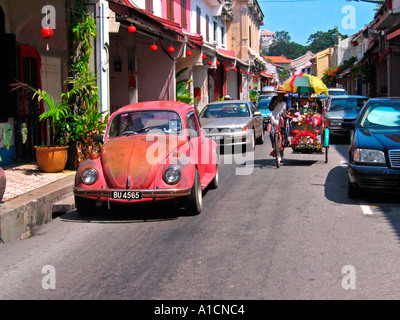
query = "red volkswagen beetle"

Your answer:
(73, 101), (219, 216)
